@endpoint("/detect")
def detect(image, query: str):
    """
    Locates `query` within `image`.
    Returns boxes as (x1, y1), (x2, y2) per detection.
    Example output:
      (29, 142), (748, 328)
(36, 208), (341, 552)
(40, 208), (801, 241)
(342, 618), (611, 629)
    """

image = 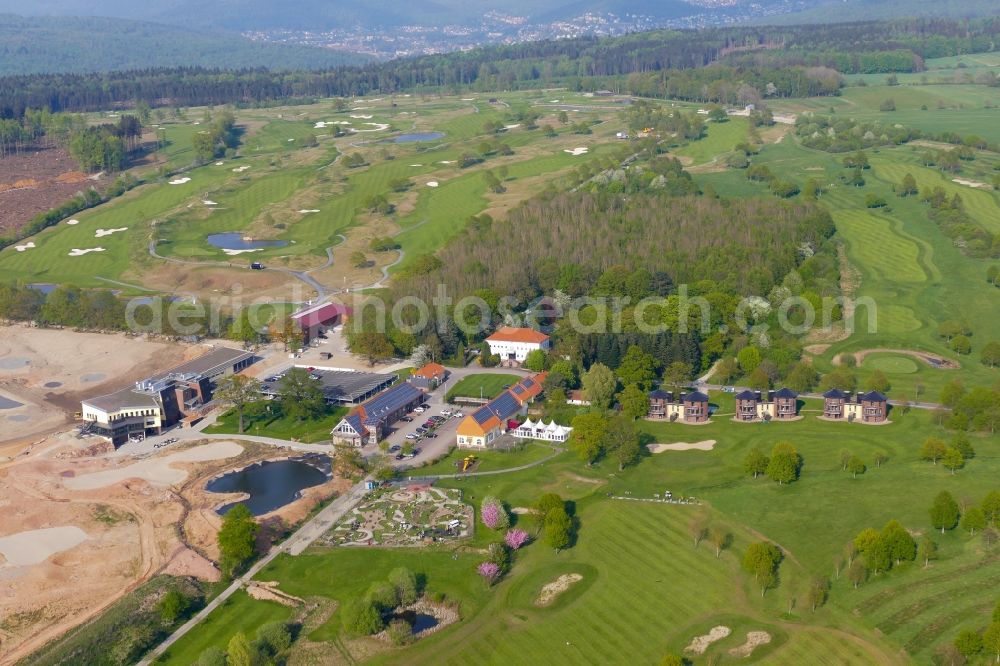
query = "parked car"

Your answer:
(425, 433), (437, 439)
(454, 411), (464, 418)
(405, 433), (418, 440)
(415, 427), (427, 435)
(395, 453), (405, 460)
(413, 406), (426, 413)
(430, 415), (446, 423)
(441, 408), (453, 416)
(389, 445), (401, 453)
(400, 416), (413, 422)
